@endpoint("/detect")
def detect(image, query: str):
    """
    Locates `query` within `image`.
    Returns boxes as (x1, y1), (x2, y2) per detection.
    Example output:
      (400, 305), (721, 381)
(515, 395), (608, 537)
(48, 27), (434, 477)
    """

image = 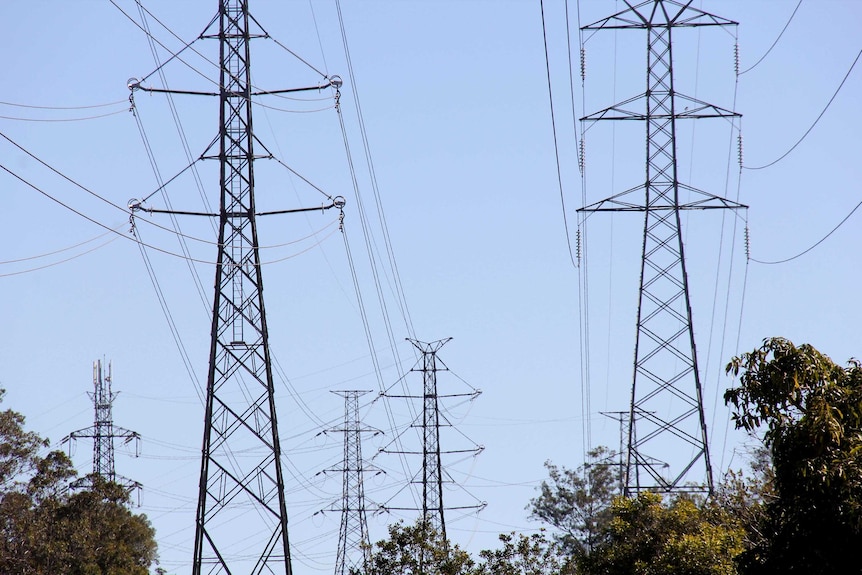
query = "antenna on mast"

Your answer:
(63, 359), (142, 501)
